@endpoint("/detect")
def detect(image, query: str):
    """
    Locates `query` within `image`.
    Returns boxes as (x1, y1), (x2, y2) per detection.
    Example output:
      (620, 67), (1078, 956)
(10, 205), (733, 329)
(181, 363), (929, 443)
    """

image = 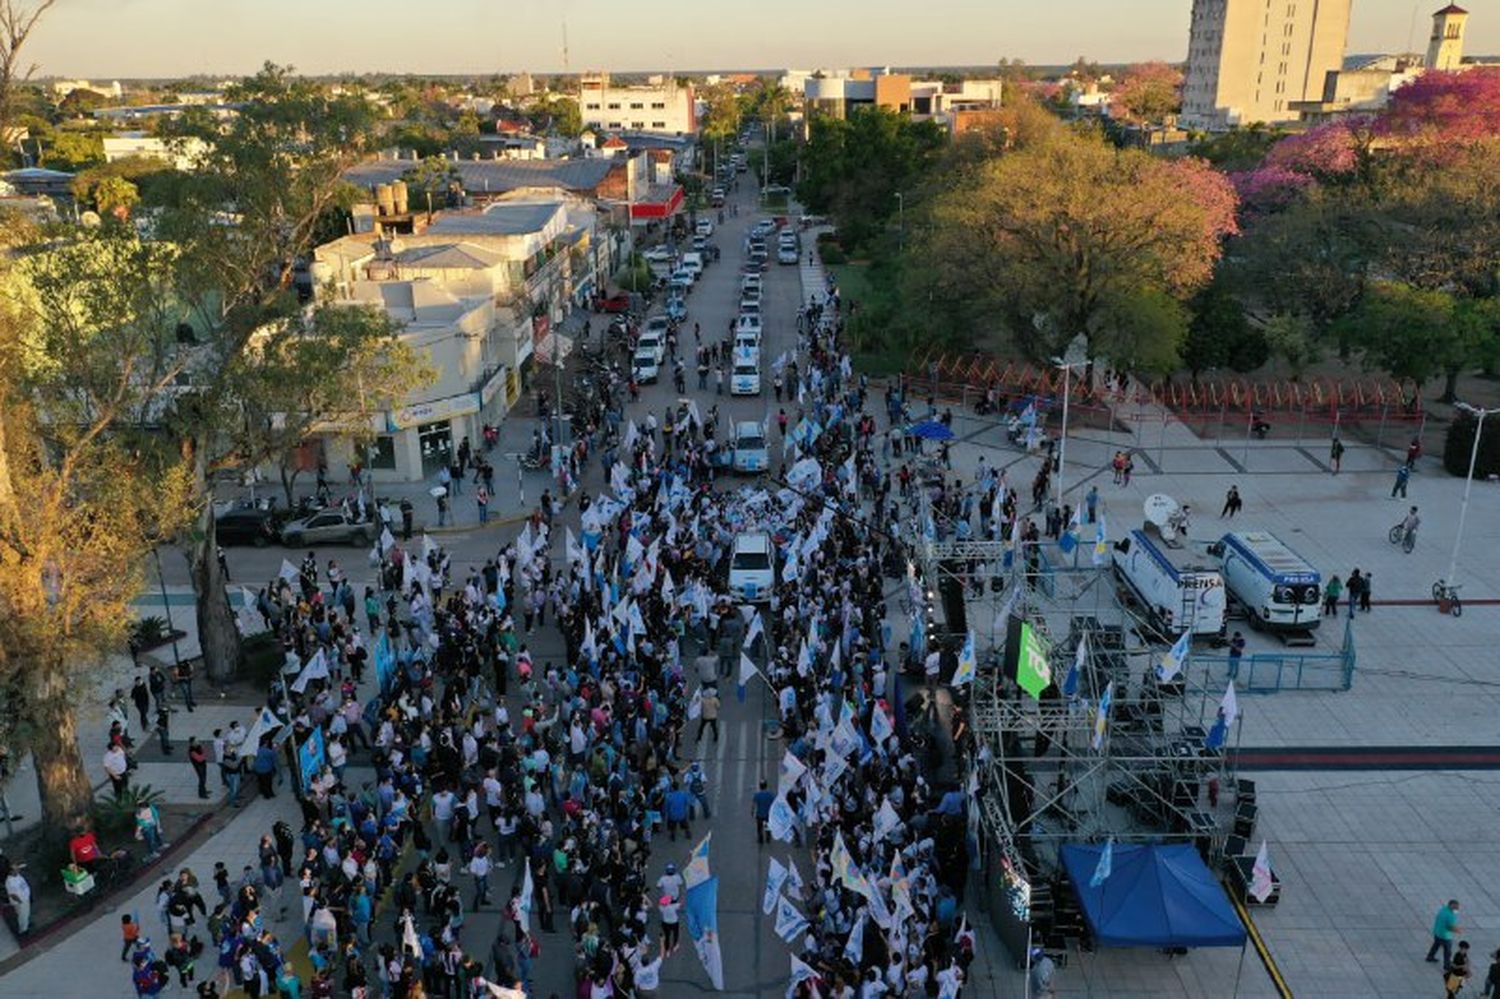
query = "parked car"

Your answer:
(643, 245), (675, 263)
(728, 532), (775, 602)
(665, 294), (687, 321)
(217, 507), (281, 547)
(695, 219), (714, 237)
(778, 245), (800, 265)
(592, 292), (632, 313)
(280, 508), (374, 547)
